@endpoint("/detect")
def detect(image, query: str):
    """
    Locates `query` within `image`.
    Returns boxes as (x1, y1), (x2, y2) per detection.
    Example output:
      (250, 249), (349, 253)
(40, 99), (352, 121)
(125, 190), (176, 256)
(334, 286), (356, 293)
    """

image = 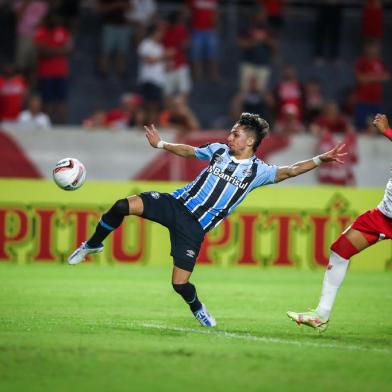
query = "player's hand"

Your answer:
(373, 113), (390, 134)
(144, 124), (161, 148)
(319, 143), (347, 164)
